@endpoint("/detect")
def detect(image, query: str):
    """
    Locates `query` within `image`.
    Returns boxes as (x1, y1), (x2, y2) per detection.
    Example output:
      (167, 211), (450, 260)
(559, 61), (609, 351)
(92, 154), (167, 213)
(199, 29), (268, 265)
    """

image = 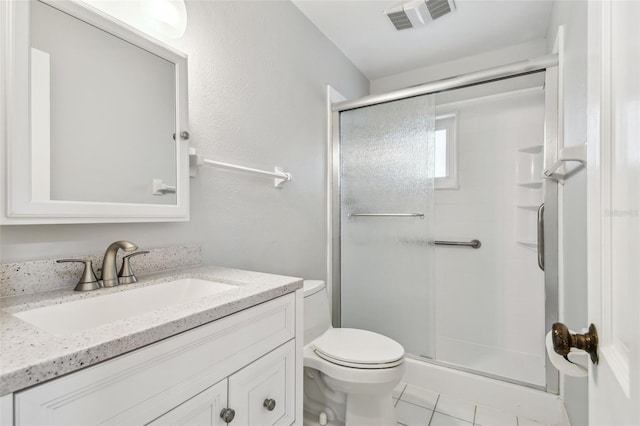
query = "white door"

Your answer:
(587, 1), (640, 425)
(228, 341), (296, 426)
